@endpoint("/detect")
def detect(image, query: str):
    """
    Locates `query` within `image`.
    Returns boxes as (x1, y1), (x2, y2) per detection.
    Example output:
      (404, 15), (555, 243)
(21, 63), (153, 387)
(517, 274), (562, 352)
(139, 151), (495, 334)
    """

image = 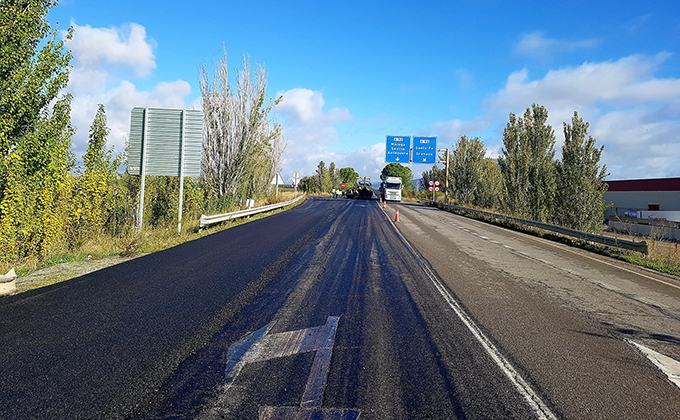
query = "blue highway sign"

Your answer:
(413, 136), (437, 164)
(386, 136), (411, 163)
